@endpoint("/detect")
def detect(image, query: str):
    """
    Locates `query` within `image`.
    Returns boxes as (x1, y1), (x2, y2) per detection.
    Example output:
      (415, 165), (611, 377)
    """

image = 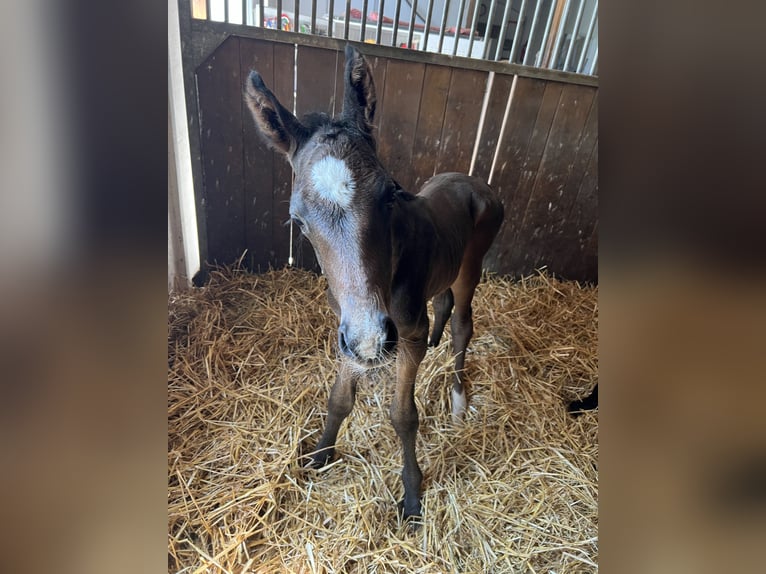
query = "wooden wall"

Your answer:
(192, 33), (598, 282)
